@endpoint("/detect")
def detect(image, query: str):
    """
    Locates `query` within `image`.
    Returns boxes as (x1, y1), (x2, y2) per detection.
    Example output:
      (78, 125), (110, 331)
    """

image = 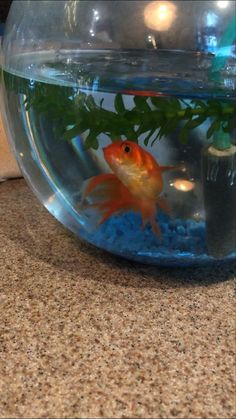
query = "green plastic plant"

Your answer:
(63, 93), (236, 149)
(3, 71), (236, 151)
